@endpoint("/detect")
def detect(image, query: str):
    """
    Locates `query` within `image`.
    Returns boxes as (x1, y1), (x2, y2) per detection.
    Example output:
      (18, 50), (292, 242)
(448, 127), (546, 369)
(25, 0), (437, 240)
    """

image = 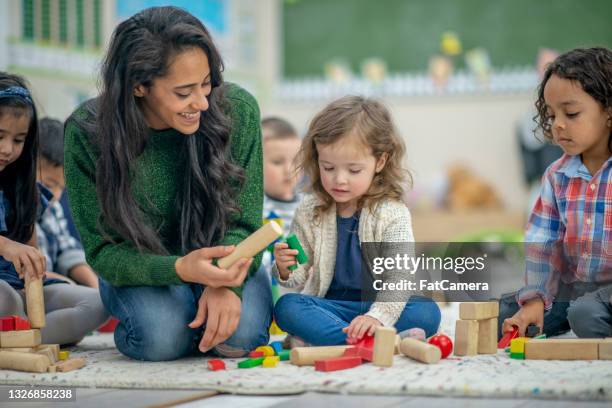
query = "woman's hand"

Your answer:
(175, 245), (252, 288)
(343, 315), (382, 342)
(502, 298), (544, 337)
(274, 242), (298, 280)
(0, 237), (46, 280)
(188, 287), (241, 352)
